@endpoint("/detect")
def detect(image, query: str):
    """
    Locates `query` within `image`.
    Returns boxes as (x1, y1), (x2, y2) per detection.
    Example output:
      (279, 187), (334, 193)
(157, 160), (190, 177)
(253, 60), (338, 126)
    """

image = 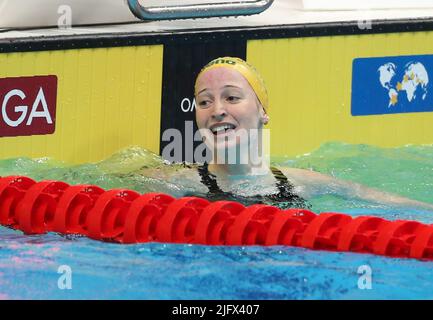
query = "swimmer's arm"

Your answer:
(278, 167), (433, 210)
(136, 165), (208, 194)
